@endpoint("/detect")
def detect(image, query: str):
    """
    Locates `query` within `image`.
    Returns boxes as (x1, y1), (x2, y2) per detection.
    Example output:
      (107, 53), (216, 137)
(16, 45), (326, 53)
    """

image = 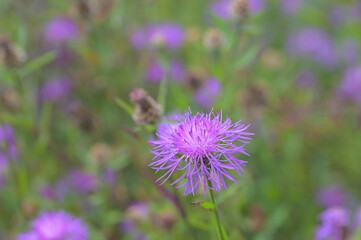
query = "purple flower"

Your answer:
(120, 220), (135, 233)
(280, 0), (304, 15)
(287, 28), (337, 68)
(131, 23), (184, 50)
(67, 170), (98, 194)
(296, 70), (317, 89)
(0, 124), (17, 175)
(17, 210), (88, 240)
(102, 168), (116, 185)
(315, 207), (349, 240)
(194, 77), (221, 108)
(44, 17), (79, 44)
(316, 186), (347, 208)
(40, 77), (72, 101)
(354, 207), (361, 229)
(329, 6), (347, 26)
(150, 110), (254, 196)
(146, 60), (185, 83)
(337, 65), (361, 102)
(210, 0), (264, 19)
